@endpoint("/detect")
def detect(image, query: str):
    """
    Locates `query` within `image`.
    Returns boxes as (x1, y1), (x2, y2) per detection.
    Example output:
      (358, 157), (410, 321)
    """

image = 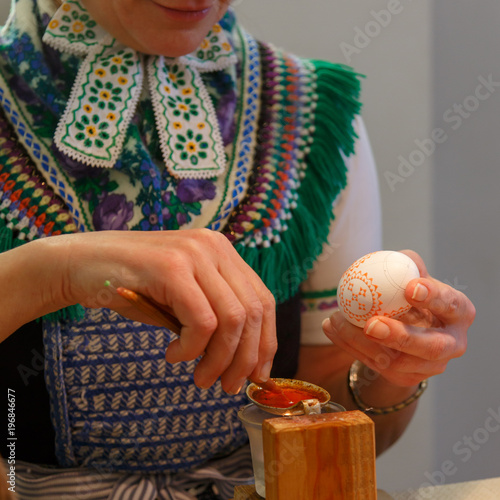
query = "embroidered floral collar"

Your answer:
(42, 0), (237, 178)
